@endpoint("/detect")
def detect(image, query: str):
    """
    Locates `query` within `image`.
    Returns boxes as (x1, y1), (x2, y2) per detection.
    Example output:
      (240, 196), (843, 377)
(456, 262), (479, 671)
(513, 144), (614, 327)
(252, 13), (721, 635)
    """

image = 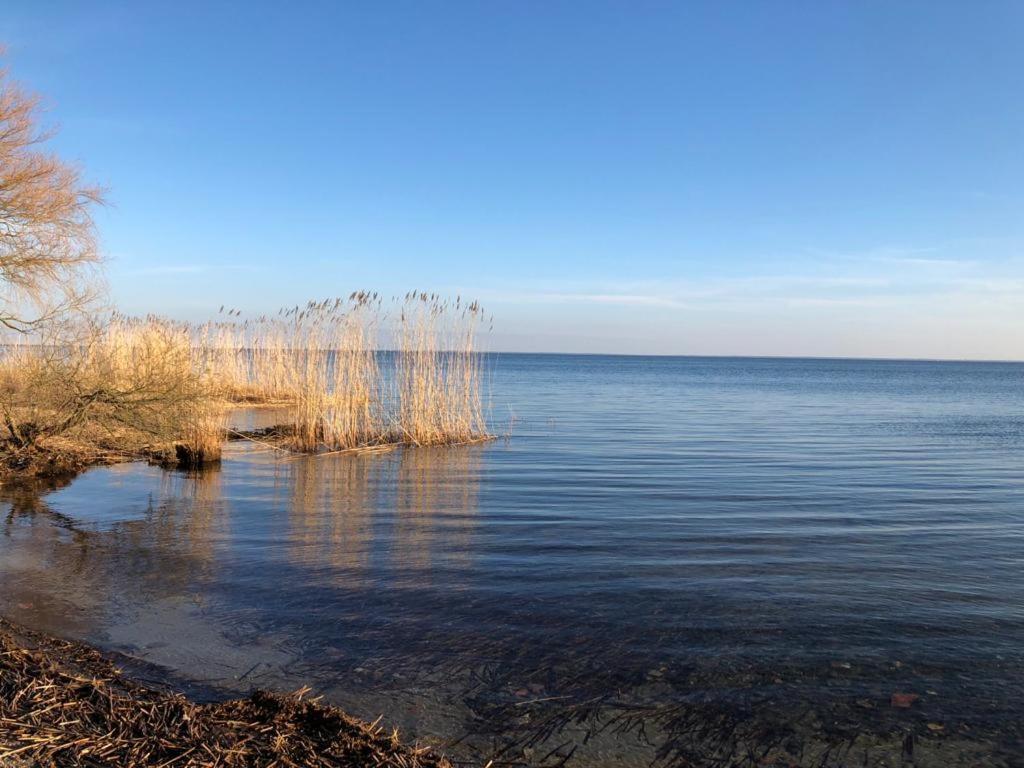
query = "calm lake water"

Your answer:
(3, 355), (1024, 766)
